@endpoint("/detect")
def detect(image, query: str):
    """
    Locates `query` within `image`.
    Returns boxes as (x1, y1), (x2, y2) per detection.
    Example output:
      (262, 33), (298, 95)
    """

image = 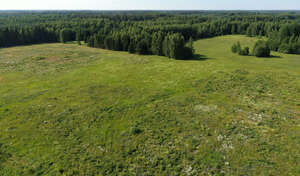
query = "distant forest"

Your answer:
(1, 11), (300, 58)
